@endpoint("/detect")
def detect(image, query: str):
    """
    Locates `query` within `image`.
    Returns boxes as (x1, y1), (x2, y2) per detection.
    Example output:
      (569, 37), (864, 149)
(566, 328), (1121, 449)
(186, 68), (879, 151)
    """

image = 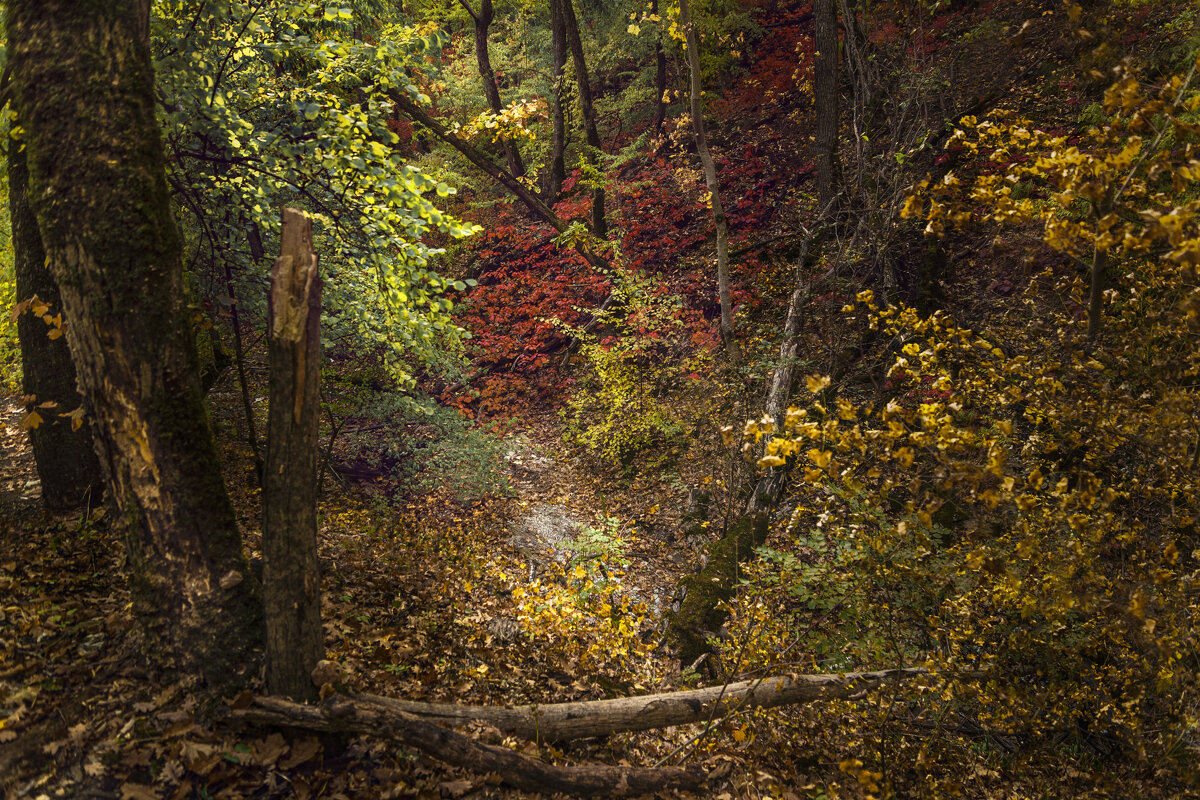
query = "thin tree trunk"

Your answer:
(814, 0), (841, 208)
(1088, 201), (1111, 341)
(8, 0), (261, 685)
(263, 208), (324, 700)
(237, 668), (926, 742)
(543, 0), (568, 202)
(560, 0), (607, 238)
(652, 0), (668, 135)
(678, 0), (737, 361)
(240, 695), (705, 795)
(223, 261), (262, 478)
(668, 214), (833, 664)
(387, 90), (610, 274)
(10, 126), (103, 511)
(459, 0), (527, 179)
